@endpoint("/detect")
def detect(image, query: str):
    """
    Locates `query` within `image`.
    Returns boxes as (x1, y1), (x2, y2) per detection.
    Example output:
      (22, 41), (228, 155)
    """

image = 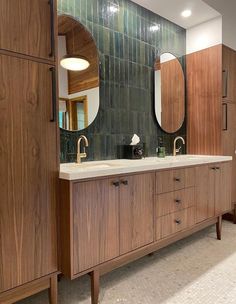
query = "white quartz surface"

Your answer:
(59, 155), (232, 181)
